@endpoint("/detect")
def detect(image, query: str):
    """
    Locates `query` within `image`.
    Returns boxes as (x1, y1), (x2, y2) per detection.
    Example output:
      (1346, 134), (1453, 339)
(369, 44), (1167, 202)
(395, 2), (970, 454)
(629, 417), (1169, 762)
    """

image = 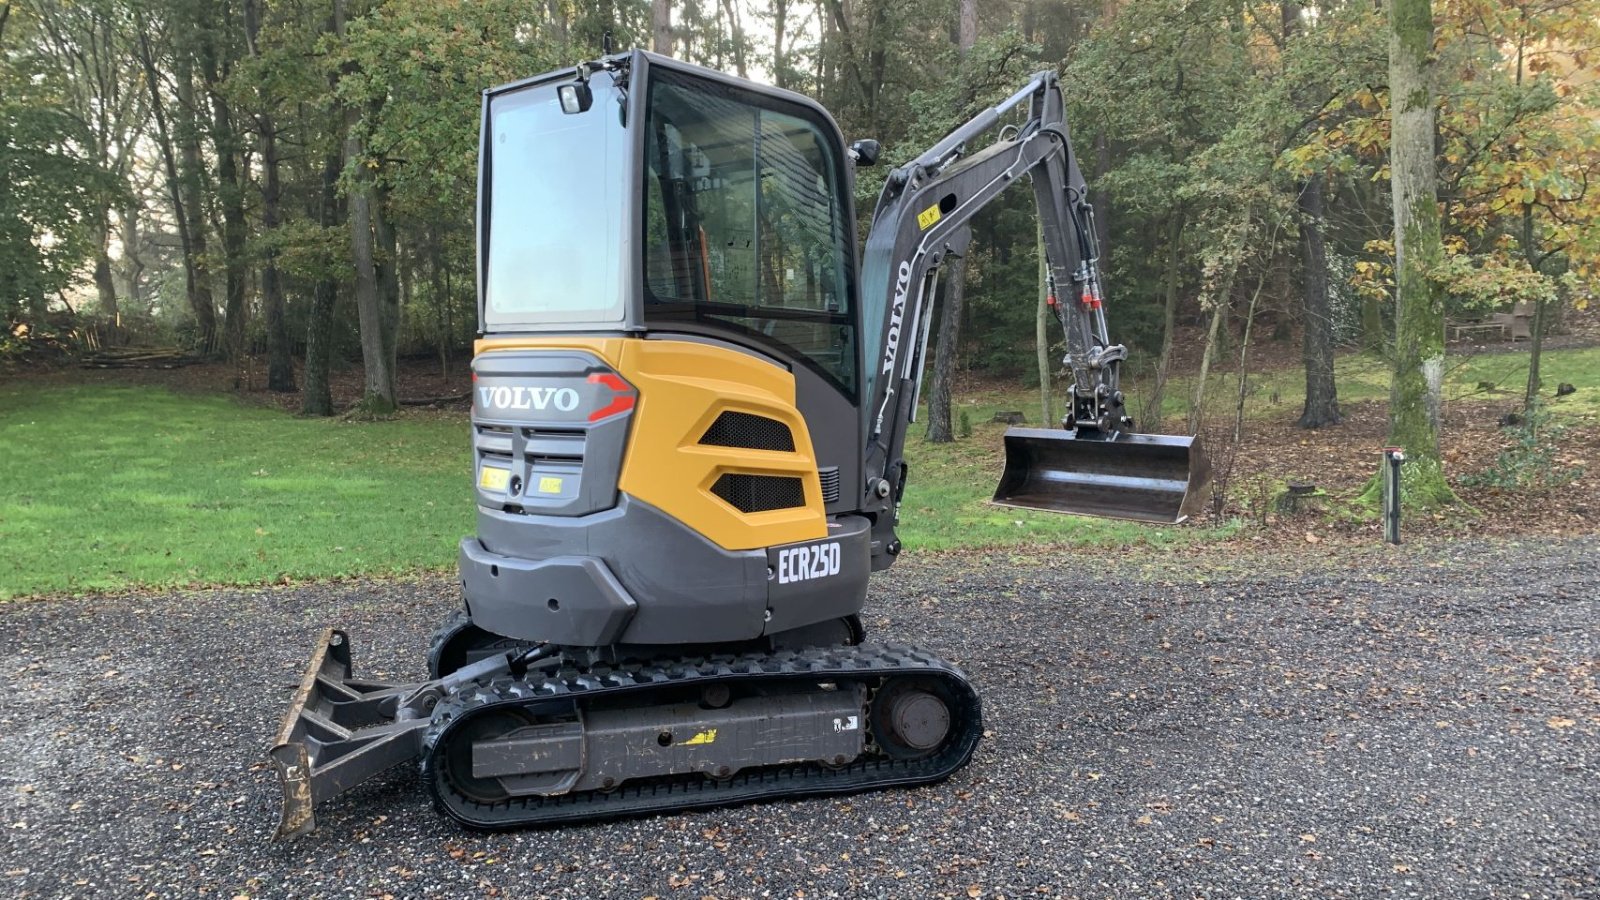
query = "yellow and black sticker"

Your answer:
(917, 203), (942, 230)
(681, 729), (717, 746)
(536, 476), (564, 494)
(478, 466), (510, 491)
